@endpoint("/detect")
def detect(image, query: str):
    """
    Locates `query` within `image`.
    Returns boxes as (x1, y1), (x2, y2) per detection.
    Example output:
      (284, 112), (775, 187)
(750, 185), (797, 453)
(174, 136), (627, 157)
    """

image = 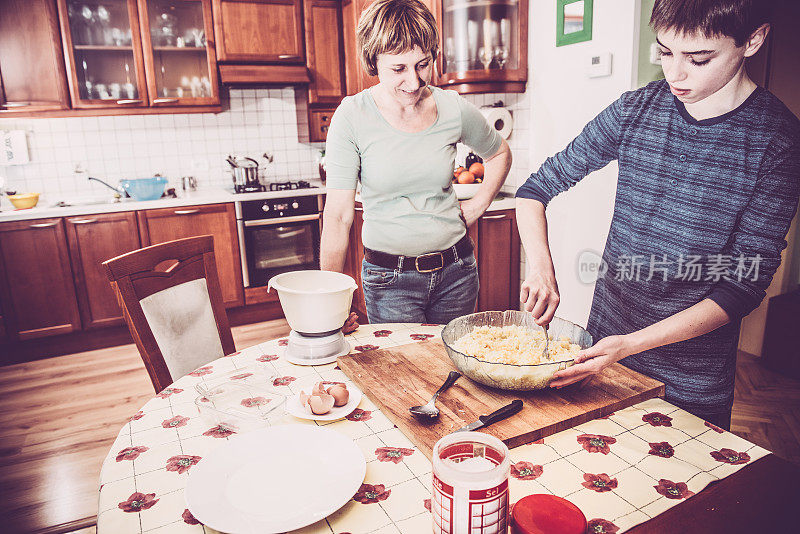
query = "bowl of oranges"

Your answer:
(453, 161), (484, 199)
